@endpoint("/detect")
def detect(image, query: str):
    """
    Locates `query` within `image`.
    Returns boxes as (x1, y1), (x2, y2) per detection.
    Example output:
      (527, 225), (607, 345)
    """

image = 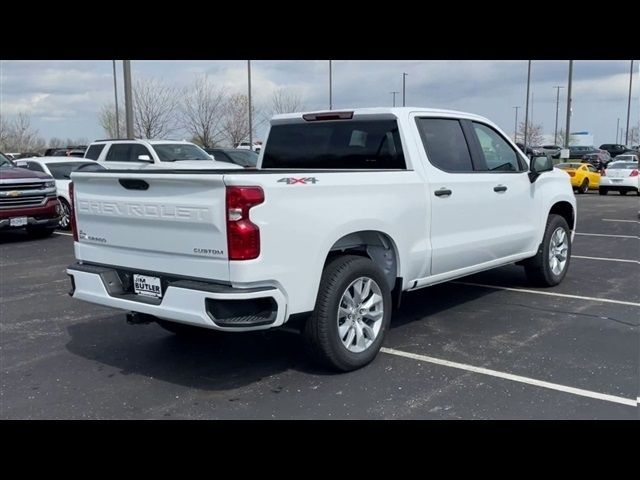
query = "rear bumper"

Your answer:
(599, 178), (638, 190)
(66, 262), (288, 332)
